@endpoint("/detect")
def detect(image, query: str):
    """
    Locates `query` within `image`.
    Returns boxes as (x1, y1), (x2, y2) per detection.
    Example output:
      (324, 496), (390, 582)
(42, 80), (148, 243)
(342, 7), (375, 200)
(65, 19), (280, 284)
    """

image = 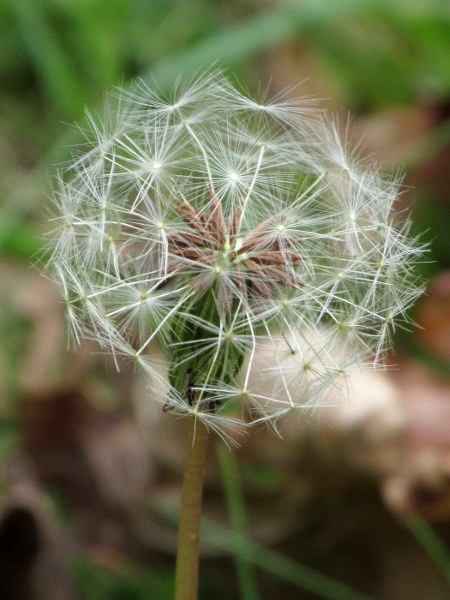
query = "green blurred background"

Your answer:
(1, 1), (450, 599)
